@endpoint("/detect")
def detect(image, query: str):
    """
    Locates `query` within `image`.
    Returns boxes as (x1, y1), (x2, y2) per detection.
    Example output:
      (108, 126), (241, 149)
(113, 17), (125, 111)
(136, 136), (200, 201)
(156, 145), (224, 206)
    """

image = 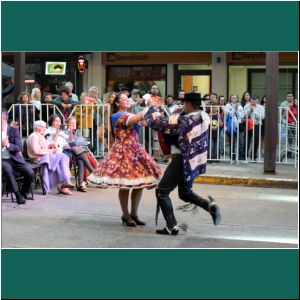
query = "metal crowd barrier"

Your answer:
(7, 103), (298, 167)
